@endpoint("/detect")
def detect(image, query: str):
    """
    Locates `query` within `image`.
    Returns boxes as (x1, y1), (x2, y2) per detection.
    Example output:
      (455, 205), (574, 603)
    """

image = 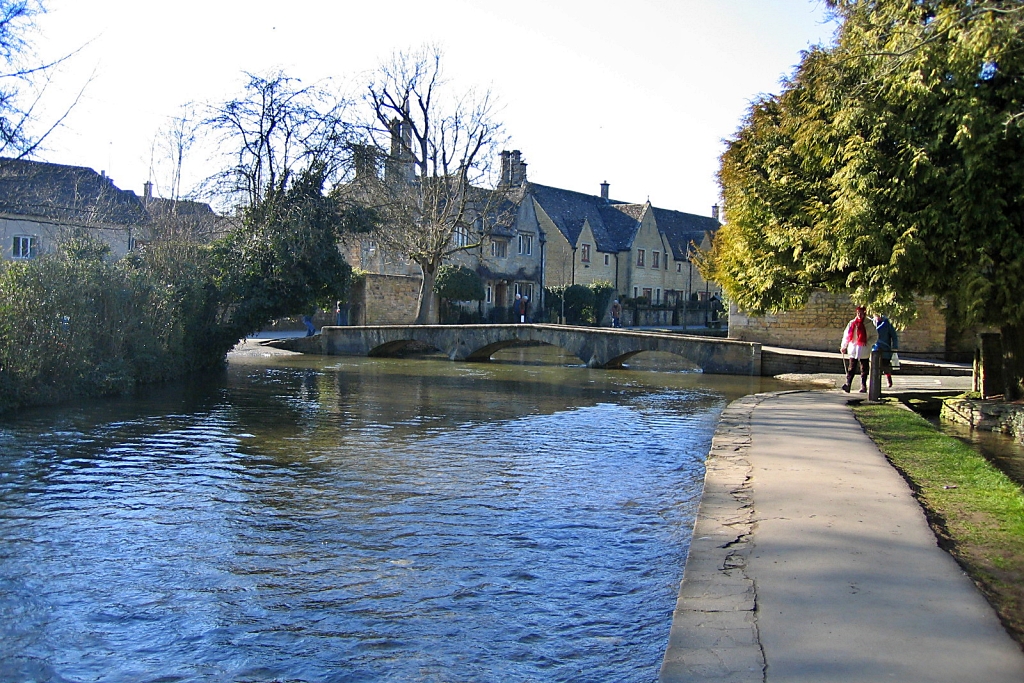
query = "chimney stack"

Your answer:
(712, 204), (720, 220)
(600, 181), (609, 201)
(143, 181), (152, 201)
(499, 150), (511, 187)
